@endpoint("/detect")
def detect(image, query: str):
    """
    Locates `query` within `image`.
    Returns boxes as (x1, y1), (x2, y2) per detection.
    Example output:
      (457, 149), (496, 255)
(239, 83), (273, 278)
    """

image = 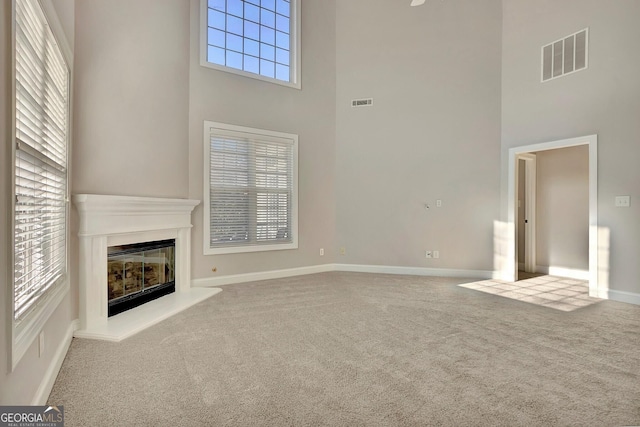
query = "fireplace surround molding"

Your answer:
(73, 194), (220, 341)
